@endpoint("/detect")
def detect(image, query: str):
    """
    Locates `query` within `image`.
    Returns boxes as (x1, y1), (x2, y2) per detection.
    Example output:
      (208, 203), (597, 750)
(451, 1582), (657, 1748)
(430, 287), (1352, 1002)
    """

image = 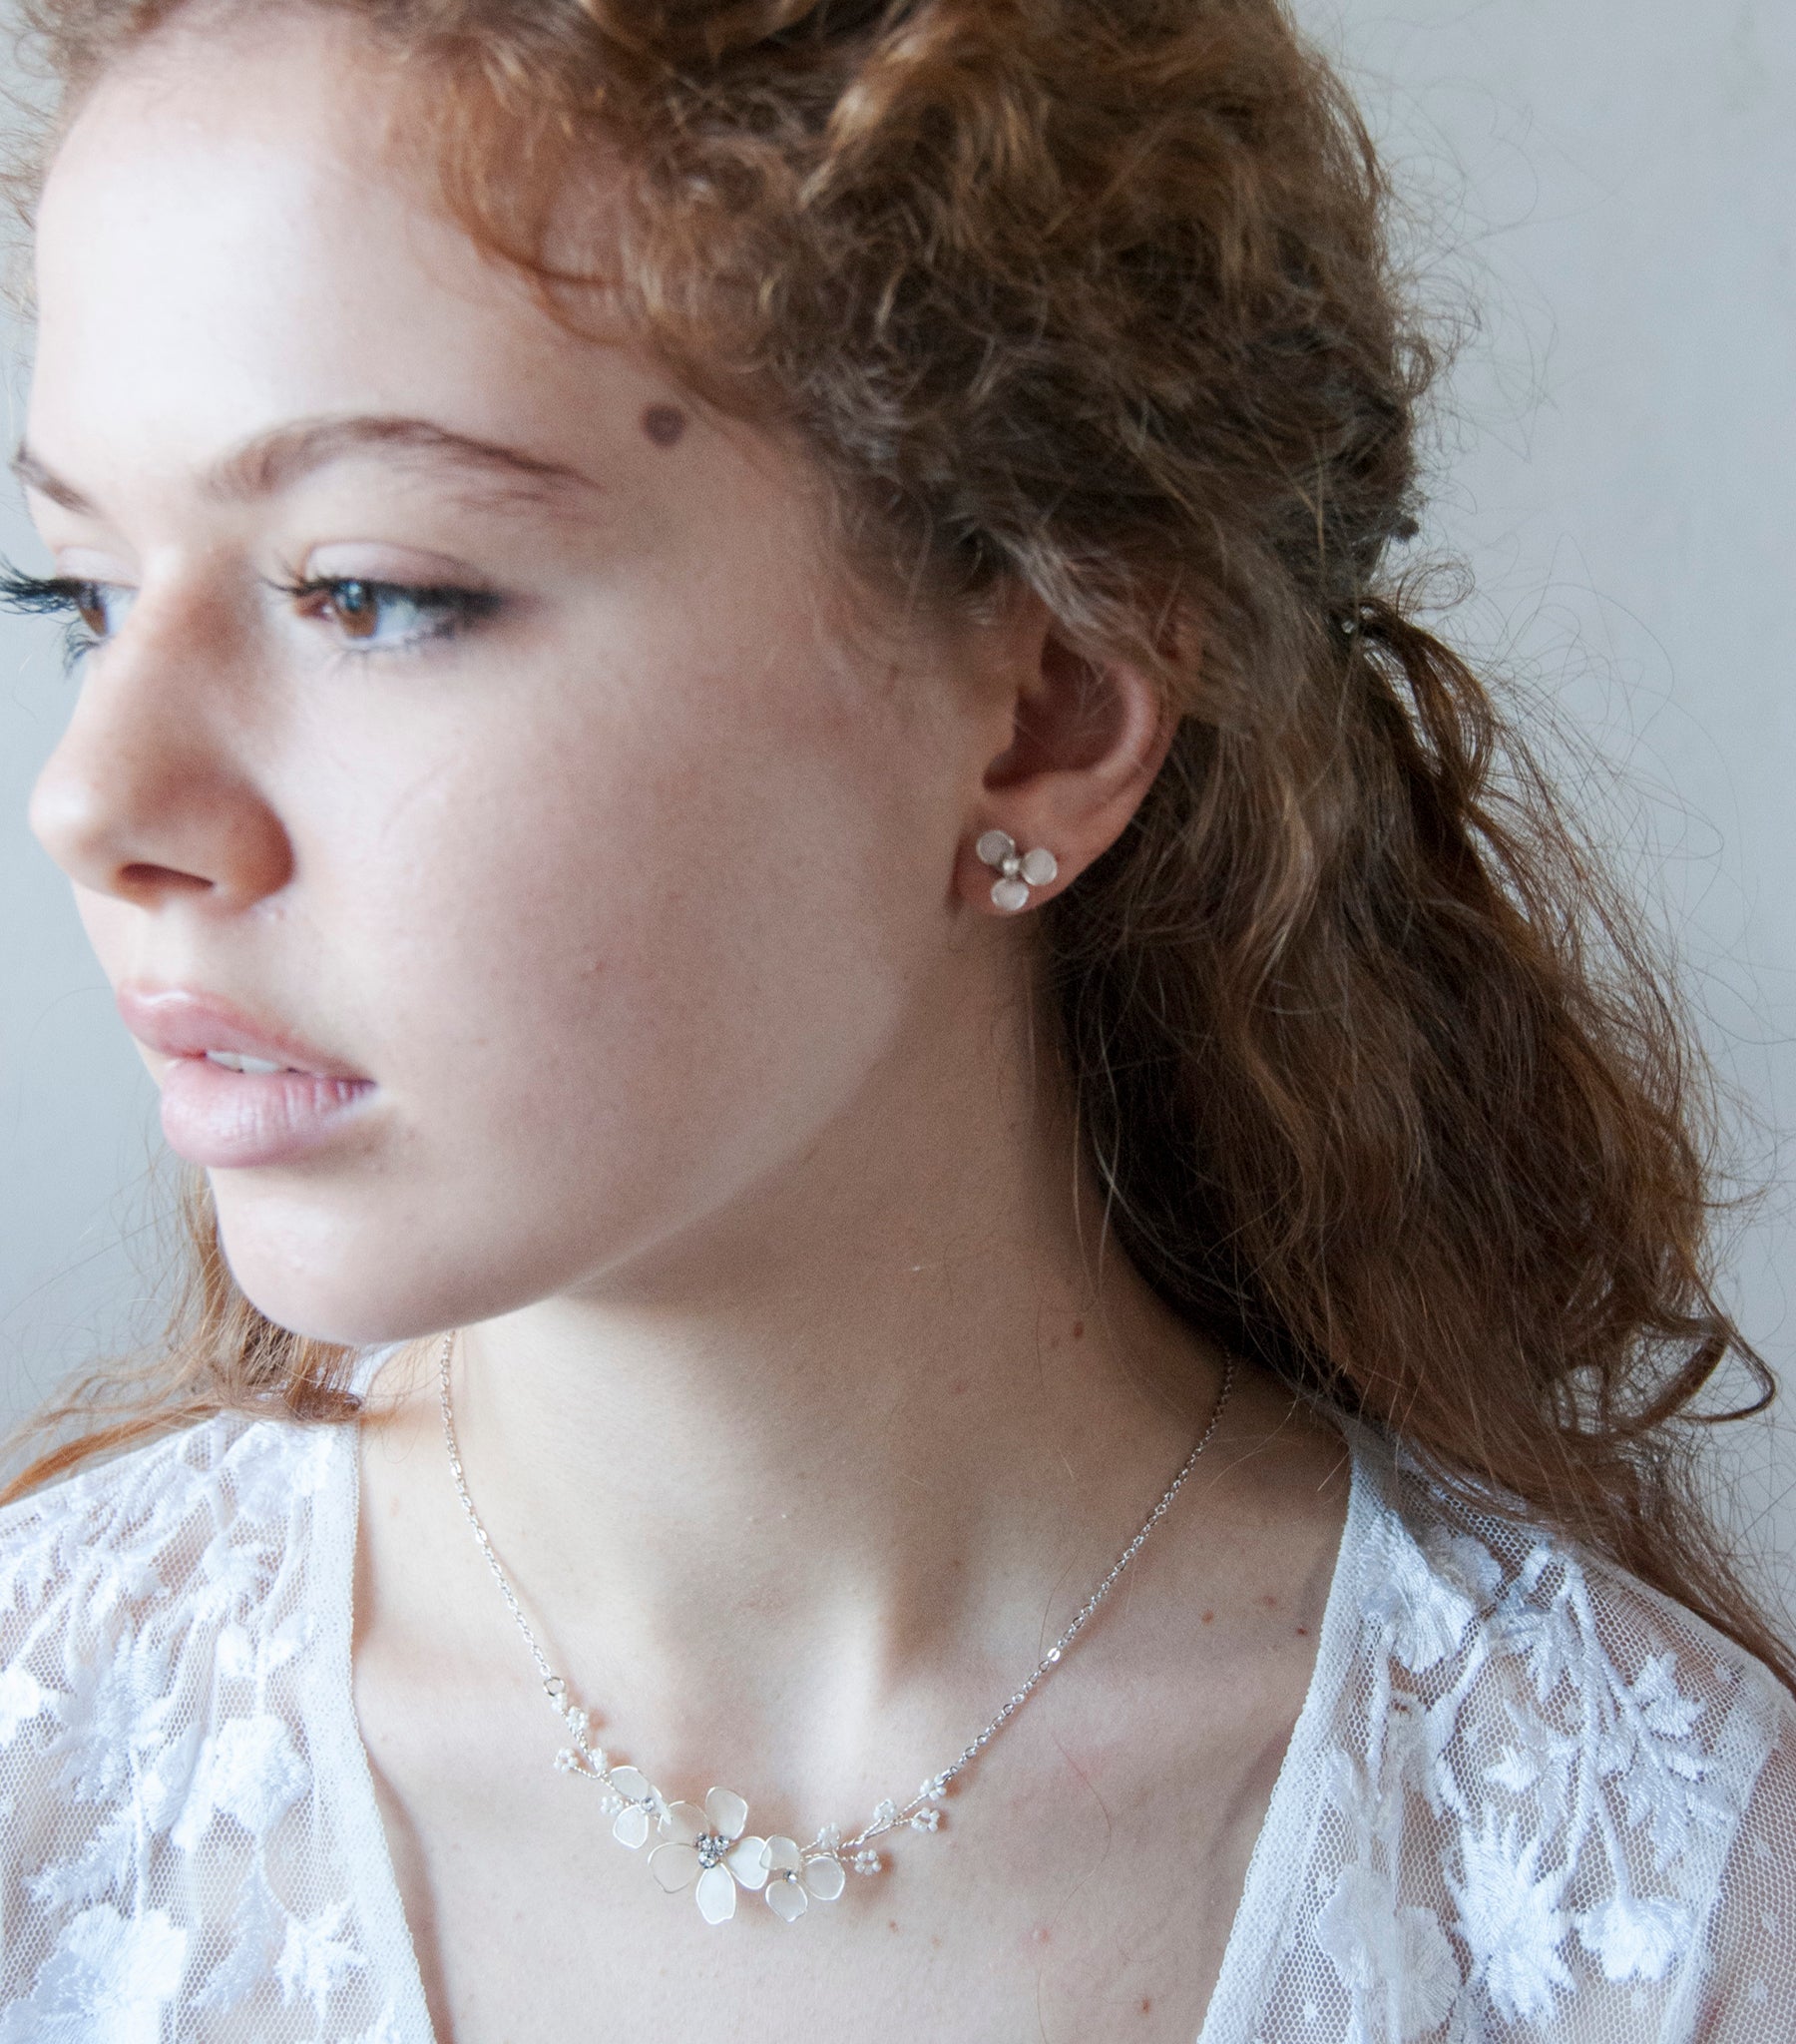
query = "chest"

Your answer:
(356, 1653), (1311, 2044)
